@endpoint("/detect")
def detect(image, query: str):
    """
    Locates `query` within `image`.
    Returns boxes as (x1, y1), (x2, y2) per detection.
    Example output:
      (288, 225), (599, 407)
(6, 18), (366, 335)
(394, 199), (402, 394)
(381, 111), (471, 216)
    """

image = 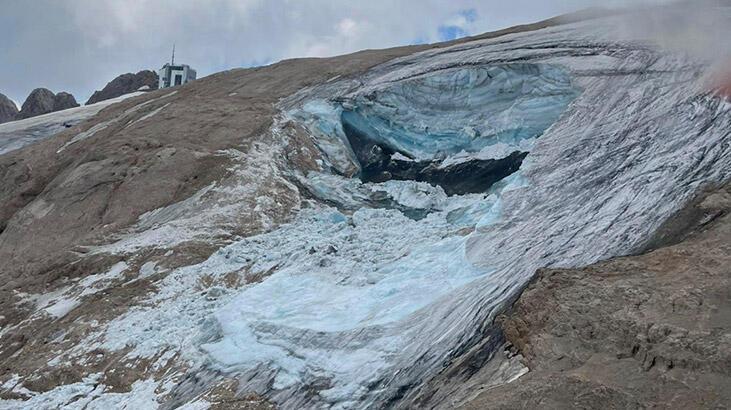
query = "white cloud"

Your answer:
(0, 0), (678, 104)
(336, 18), (359, 37)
